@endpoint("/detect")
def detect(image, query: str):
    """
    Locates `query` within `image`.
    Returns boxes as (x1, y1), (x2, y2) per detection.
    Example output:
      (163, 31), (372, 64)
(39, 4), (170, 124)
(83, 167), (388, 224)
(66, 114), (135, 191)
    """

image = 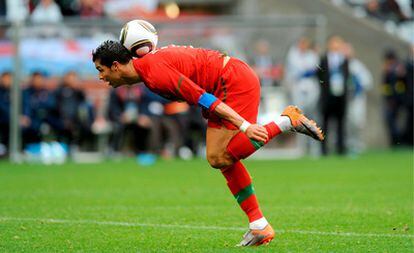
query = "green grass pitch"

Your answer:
(0, 150), (413, 252)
